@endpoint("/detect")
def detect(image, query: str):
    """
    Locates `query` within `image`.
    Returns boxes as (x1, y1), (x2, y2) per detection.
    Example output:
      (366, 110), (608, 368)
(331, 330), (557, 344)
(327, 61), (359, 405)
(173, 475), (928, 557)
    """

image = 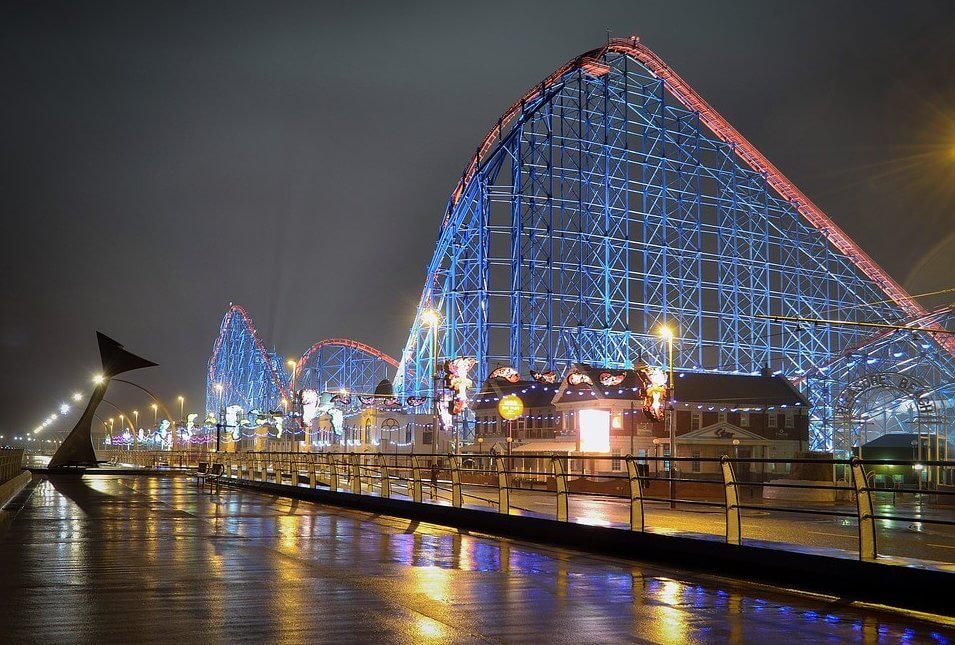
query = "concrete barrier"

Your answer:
(0, 471), (33, 510)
